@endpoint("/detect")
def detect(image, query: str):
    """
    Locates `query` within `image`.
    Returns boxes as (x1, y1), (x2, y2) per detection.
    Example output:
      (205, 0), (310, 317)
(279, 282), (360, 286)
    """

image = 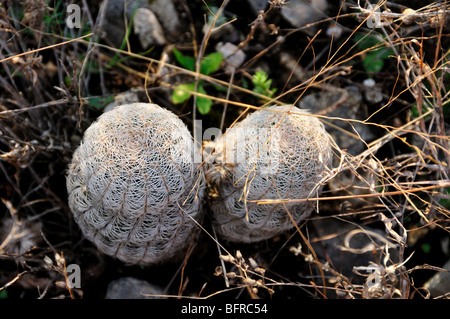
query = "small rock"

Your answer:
(102, 0), (138, 48)
(245, 0), (269, 14)
(279, 52), (305, 82)
(281, 0), (328, 34)
(299, 86), (376, 155)
(105, 277), (164, 299)
(299, 86), (379, 207)
(104, 88), (146, 113)
(103, 0), (181, 48)
(133, 8), (166, 49)
(326, 24), (344, 39)
(146, 0), (181, 39)
(363, 78), (383, 104)
(215, 42), (246, 73)
(424, 259), (450, 298)
(327, 166), (379, 207)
